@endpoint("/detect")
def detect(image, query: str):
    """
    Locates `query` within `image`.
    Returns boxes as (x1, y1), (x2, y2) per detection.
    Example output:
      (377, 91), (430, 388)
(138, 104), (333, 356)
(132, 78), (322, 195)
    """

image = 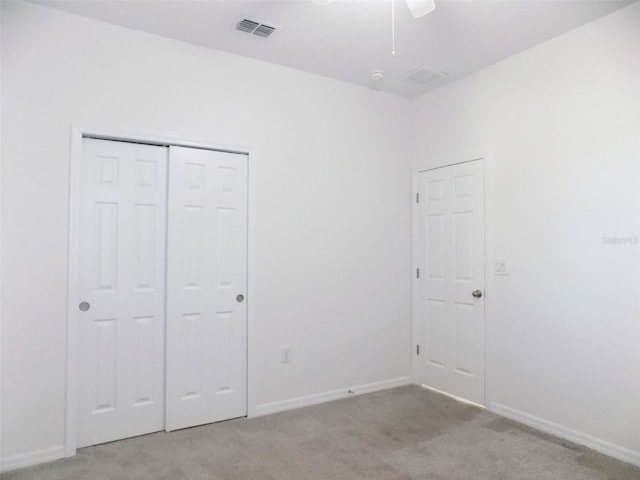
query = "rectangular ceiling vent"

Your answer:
(236, 18), (278, 38)
(401, 67), (448, 86)
(254, 24), (276, 38)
